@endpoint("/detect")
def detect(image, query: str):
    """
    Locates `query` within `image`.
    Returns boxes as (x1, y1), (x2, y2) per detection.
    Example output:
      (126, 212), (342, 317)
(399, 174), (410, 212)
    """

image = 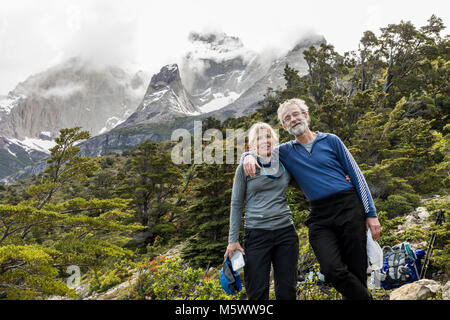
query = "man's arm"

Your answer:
(239, 146), (282, 177)
(331, 135), (381, 239)
(239, 152), (261, 177)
